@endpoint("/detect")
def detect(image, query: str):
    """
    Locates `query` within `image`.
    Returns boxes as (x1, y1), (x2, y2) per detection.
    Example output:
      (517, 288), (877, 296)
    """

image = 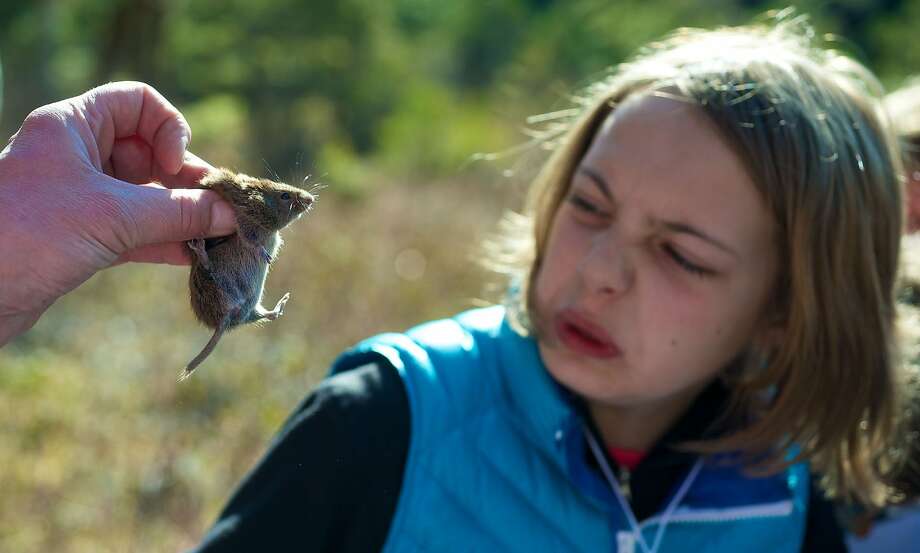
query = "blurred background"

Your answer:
(1, 1), (918, 551)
